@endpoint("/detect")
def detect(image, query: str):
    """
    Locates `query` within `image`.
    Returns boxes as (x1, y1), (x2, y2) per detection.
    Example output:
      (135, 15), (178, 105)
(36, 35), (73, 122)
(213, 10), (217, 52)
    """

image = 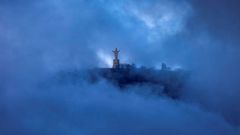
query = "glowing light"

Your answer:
(97, 50), (112, 68)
